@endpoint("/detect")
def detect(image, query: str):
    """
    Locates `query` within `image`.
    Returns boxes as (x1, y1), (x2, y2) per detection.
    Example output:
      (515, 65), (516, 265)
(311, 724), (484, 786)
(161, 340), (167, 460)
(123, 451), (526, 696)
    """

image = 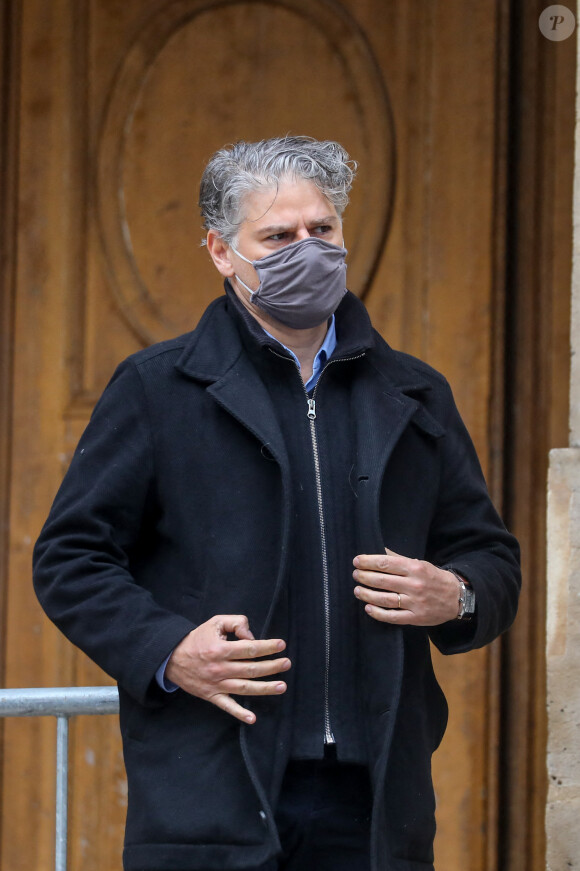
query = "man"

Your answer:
(33, 136), (520, 871)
